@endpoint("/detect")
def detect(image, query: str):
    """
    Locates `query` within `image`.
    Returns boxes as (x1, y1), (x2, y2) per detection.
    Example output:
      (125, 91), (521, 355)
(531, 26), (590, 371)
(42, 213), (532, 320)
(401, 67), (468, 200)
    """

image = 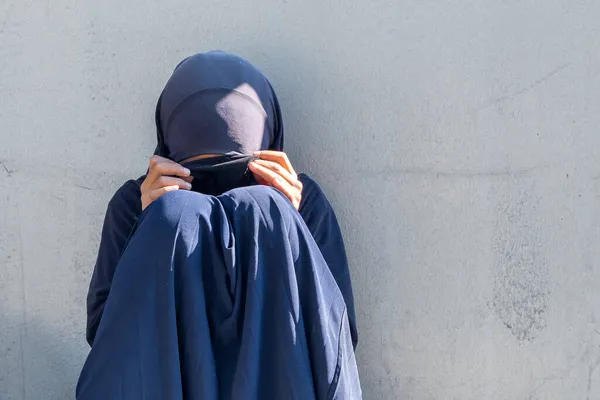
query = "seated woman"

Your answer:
(77, 51), (361, 400)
